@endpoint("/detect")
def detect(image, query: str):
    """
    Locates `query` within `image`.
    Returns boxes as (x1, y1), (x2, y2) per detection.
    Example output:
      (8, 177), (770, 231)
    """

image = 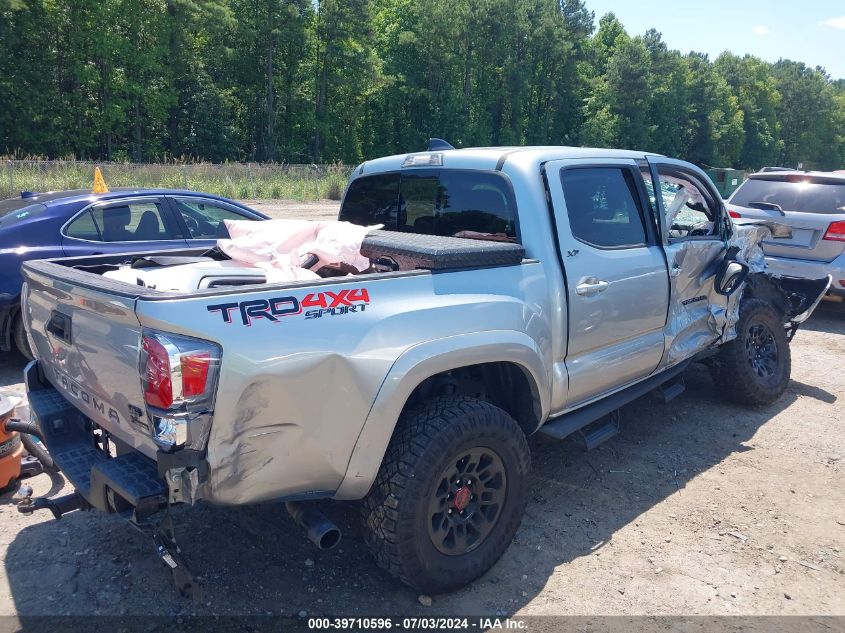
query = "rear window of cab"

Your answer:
(339, 170), (519, 241)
